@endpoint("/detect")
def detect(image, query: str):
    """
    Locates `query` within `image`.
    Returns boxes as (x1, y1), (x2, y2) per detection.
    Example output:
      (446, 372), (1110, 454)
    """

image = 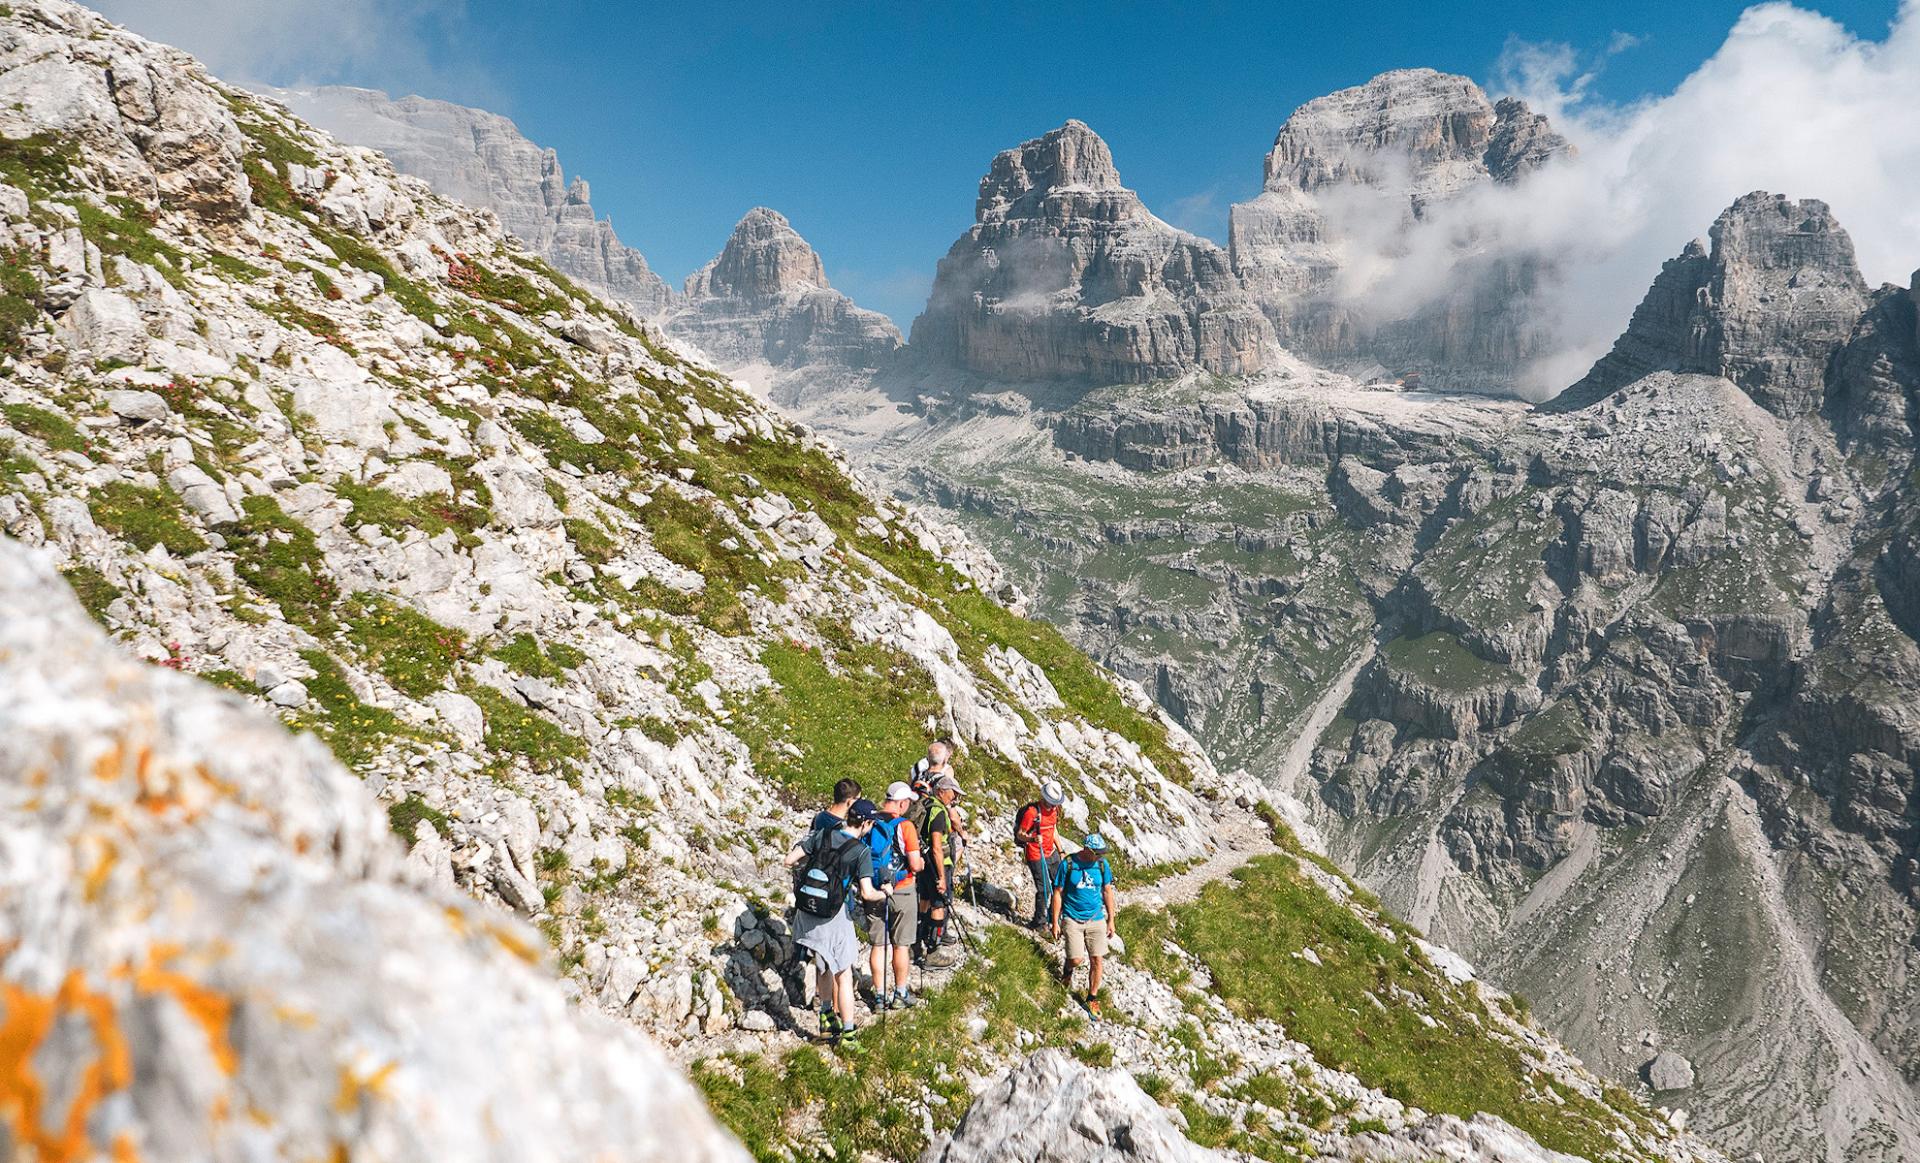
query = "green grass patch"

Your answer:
(565, 516), (619, 563)
(0, 247), (42, 356)
(388, 794), (451, 842)
(220, 494), (339, 633)
(4, 402), (89, 454)
(345, 592), (468, 698)
(636, 487), (792, 635)
(1130, 849), (1644, 1160)
(730, 636), (943, 801)
(1382, 630), (1514, 692)
(291, 649), (420, 767)
(88, 481), (205, 556)
(492, 632), (583, 680)
(337, 478), (486, 544)
(466, 682), (586, 775)
(60, 564), (119, 625)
